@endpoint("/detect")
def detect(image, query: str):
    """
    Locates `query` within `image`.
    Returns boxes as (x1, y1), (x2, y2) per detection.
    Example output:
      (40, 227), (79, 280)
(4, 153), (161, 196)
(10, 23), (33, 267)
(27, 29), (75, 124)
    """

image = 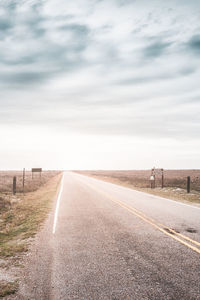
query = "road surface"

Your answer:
(18, 172), (200, 299)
